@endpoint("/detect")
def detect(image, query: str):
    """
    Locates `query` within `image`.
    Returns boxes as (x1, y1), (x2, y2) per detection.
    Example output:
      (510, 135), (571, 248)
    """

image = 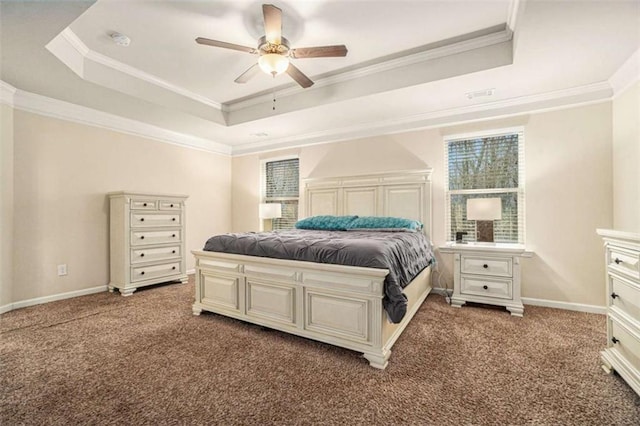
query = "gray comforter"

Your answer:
(203, 229), (434, 323)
